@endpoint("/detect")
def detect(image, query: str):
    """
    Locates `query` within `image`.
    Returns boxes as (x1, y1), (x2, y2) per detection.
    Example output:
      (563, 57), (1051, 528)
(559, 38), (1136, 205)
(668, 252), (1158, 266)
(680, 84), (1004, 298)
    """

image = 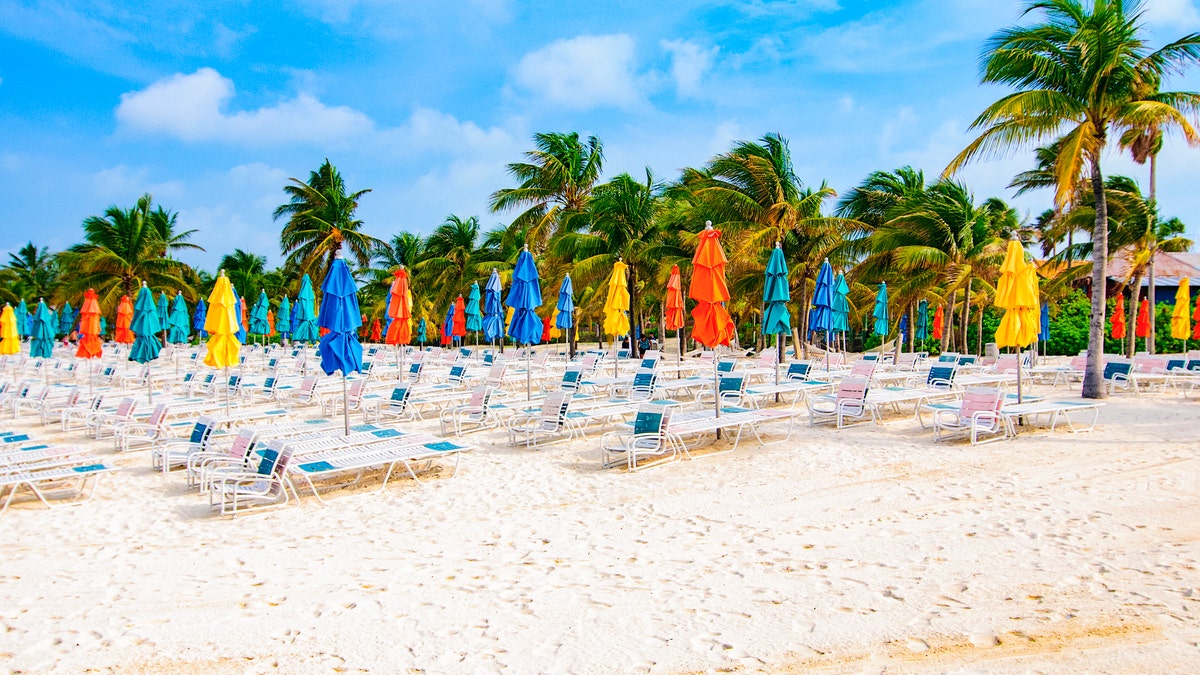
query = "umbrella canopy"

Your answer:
(277, 296), (292, 338)
(58, 301), (74, 337)
(664, 266), (684, 331)
(994, 238), (1040, 349)
(417, 318), (428, 343)
(268, 310), (276, 336)
(1039, 302), (1051, 343)
(0, 305), (18, 356)
(168, 292), (190, 344)
(114, 295), (135, 344)
(1193, 295), (1200, 341)
(129, 283), (163, 364)
(762, 243), (791, 336)
(30, 300), (56, 358)
(555, 276), (575, 330)
(1111, 294), (1127, 340)
(483, 269), (504, 342)
(453, 296), (467, 339)
(203, 273), (242, 369)
(76, 289), (103, 359)
(690, 225), (735, 347)
(292, 275), (320, 344)
(465, 282), (483, 333)
(156, 292), (170, 333)
(541, 314), (553, 342)
(808, 259), (835, 335)
(1170, 278), (1191, 340)
(549, 309), (562, 339)
(232, 290), (247, 343)
(317, 254), (364, 376)
(385, 268), (412, 345)
(603, 261), (631, 339)
(249, 290), (271, 335)
(369, 318), (381, 342)
(193, 298), (208, 338)
(14, 299), (28, 338)
(831, 273), (850, 334)
(933, 304), (945, 340)
(441, 303), (455, 346)
(1135, 298), (1151, 338)
(505, 248), (543, 345)
(872, 283), (889, 337)
(916, 300), (929, 341)
(898, 313), (909, 342)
